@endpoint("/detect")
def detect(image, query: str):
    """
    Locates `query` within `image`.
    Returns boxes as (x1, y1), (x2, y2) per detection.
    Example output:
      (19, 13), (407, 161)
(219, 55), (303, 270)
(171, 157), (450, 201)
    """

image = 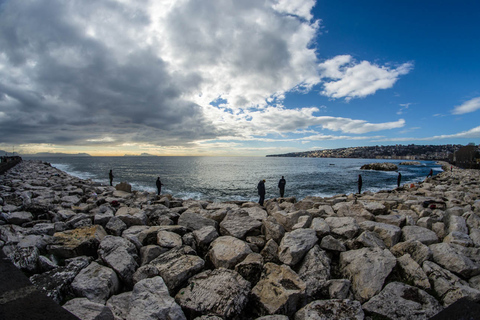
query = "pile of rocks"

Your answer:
(360, 162), (399, 171)
(1, 160), (480, 320)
